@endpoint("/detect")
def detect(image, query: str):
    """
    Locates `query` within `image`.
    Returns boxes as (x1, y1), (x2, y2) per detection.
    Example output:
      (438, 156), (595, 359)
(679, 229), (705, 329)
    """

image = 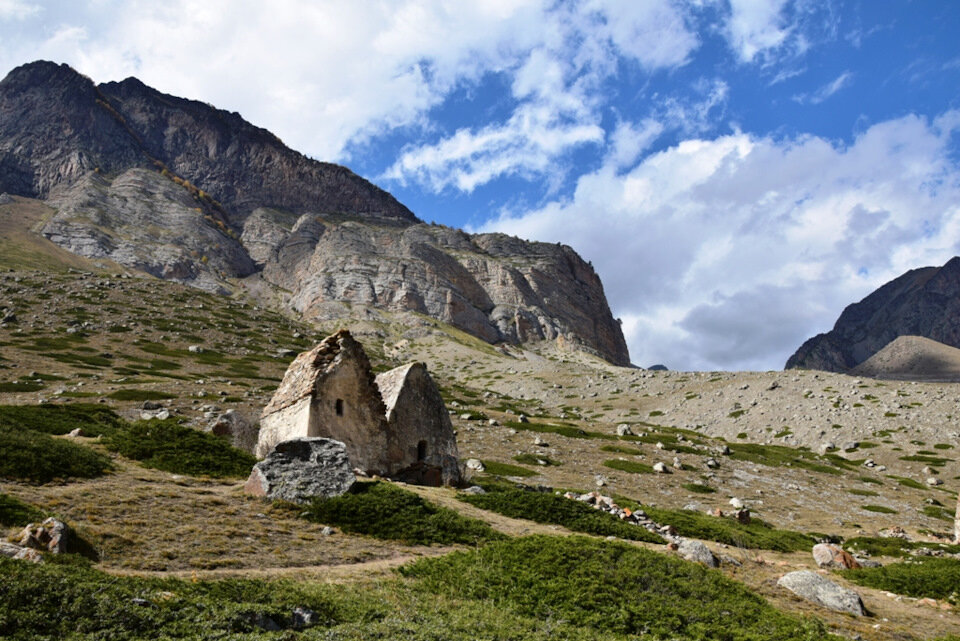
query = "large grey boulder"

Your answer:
(244, 437), (355, 504)
(777, 570), (865, 616)
(676, 539), (718, 567)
